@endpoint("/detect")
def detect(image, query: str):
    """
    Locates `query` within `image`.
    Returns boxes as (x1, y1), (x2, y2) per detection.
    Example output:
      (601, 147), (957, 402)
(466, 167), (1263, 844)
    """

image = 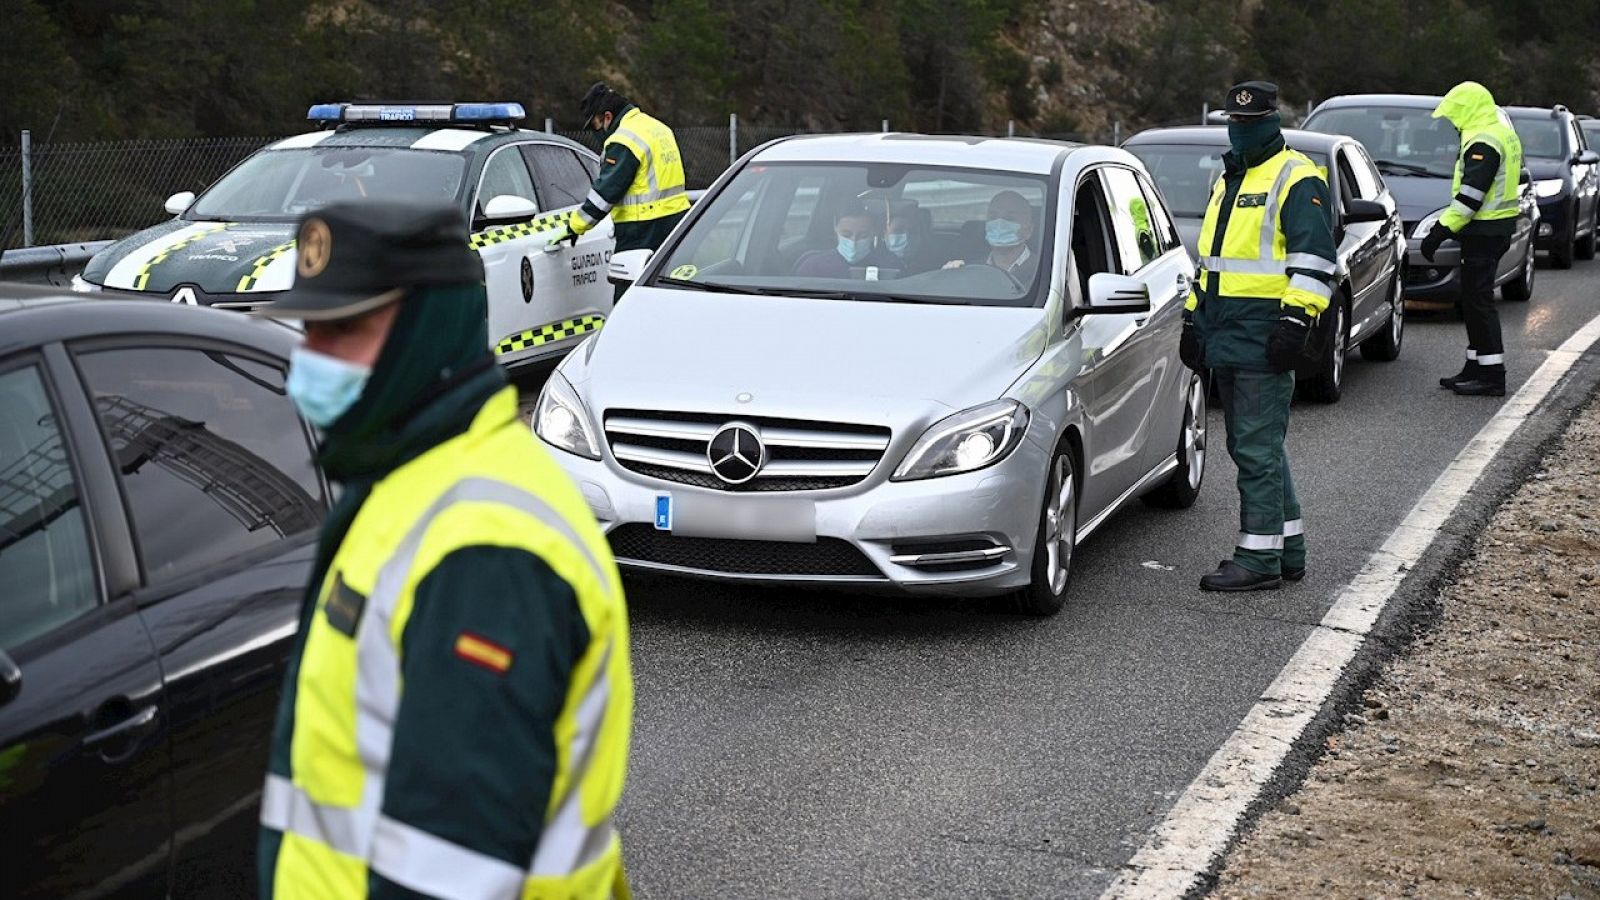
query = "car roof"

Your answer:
(749, 133), (1088, 176)
(1123, 126), (1346, 154)
(1310, 94), (1446, 112)
(261, 126), (594, 155)
(0, 282), (300, 358)
(1504, 105), (1569, 119)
